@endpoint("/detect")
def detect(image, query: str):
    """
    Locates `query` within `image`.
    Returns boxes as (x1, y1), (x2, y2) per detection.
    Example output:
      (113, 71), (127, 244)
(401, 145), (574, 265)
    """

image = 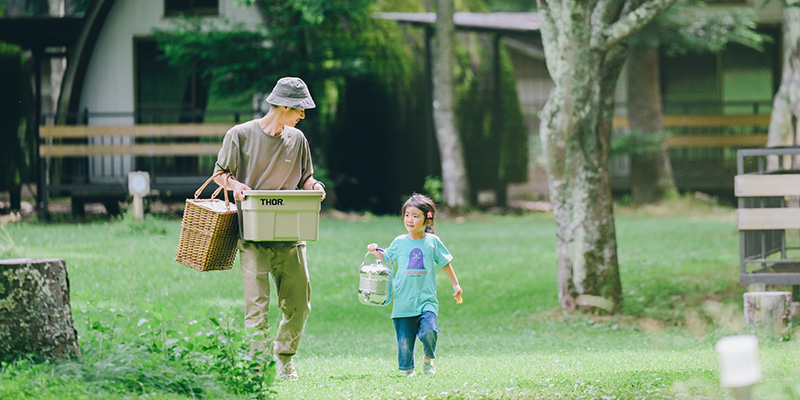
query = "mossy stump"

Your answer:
(0, 258), (81, 362)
